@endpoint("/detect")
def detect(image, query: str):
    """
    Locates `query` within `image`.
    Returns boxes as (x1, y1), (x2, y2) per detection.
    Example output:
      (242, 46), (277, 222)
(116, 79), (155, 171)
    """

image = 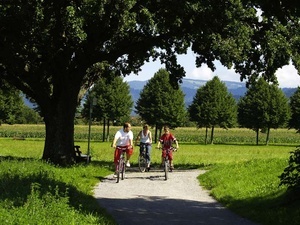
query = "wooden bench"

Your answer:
(74, 145), (91, 163)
